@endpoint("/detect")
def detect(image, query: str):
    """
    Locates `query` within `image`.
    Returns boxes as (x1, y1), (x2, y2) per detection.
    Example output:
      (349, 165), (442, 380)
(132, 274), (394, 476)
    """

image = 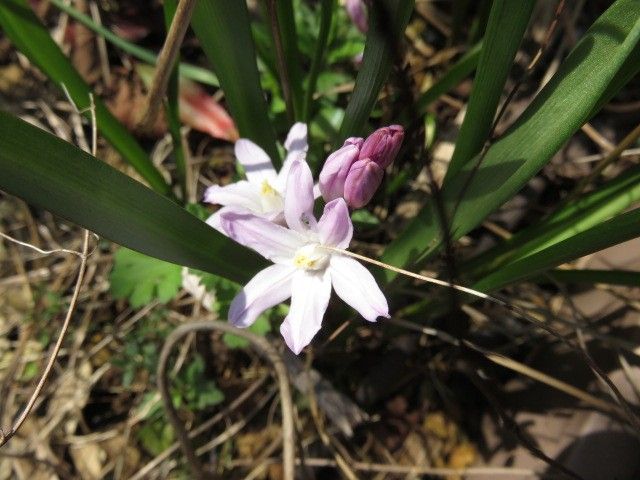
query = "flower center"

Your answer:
(292, 244), (329, 271)
(259, 180), (284, 213)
